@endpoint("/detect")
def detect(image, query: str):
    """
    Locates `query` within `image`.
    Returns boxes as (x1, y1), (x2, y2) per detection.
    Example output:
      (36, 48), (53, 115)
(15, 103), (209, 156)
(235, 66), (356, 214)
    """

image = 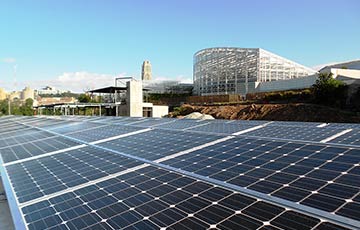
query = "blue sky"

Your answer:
(0, 0), (359, 92)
